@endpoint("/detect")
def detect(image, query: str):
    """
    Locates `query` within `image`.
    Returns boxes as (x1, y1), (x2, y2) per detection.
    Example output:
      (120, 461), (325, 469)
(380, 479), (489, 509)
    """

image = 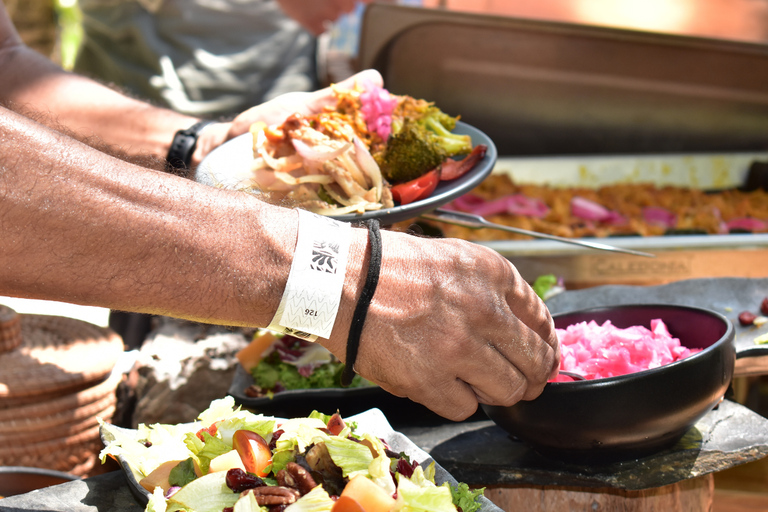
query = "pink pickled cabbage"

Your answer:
(359, 81), (398, 141)
(552, 319), (700, 382)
